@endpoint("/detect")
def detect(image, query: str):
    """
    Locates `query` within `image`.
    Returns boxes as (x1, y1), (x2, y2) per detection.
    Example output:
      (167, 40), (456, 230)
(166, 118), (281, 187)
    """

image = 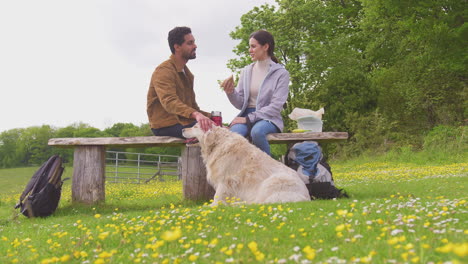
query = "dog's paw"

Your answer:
(209, 201), (224, 207)
(230, 201), (247, 206)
